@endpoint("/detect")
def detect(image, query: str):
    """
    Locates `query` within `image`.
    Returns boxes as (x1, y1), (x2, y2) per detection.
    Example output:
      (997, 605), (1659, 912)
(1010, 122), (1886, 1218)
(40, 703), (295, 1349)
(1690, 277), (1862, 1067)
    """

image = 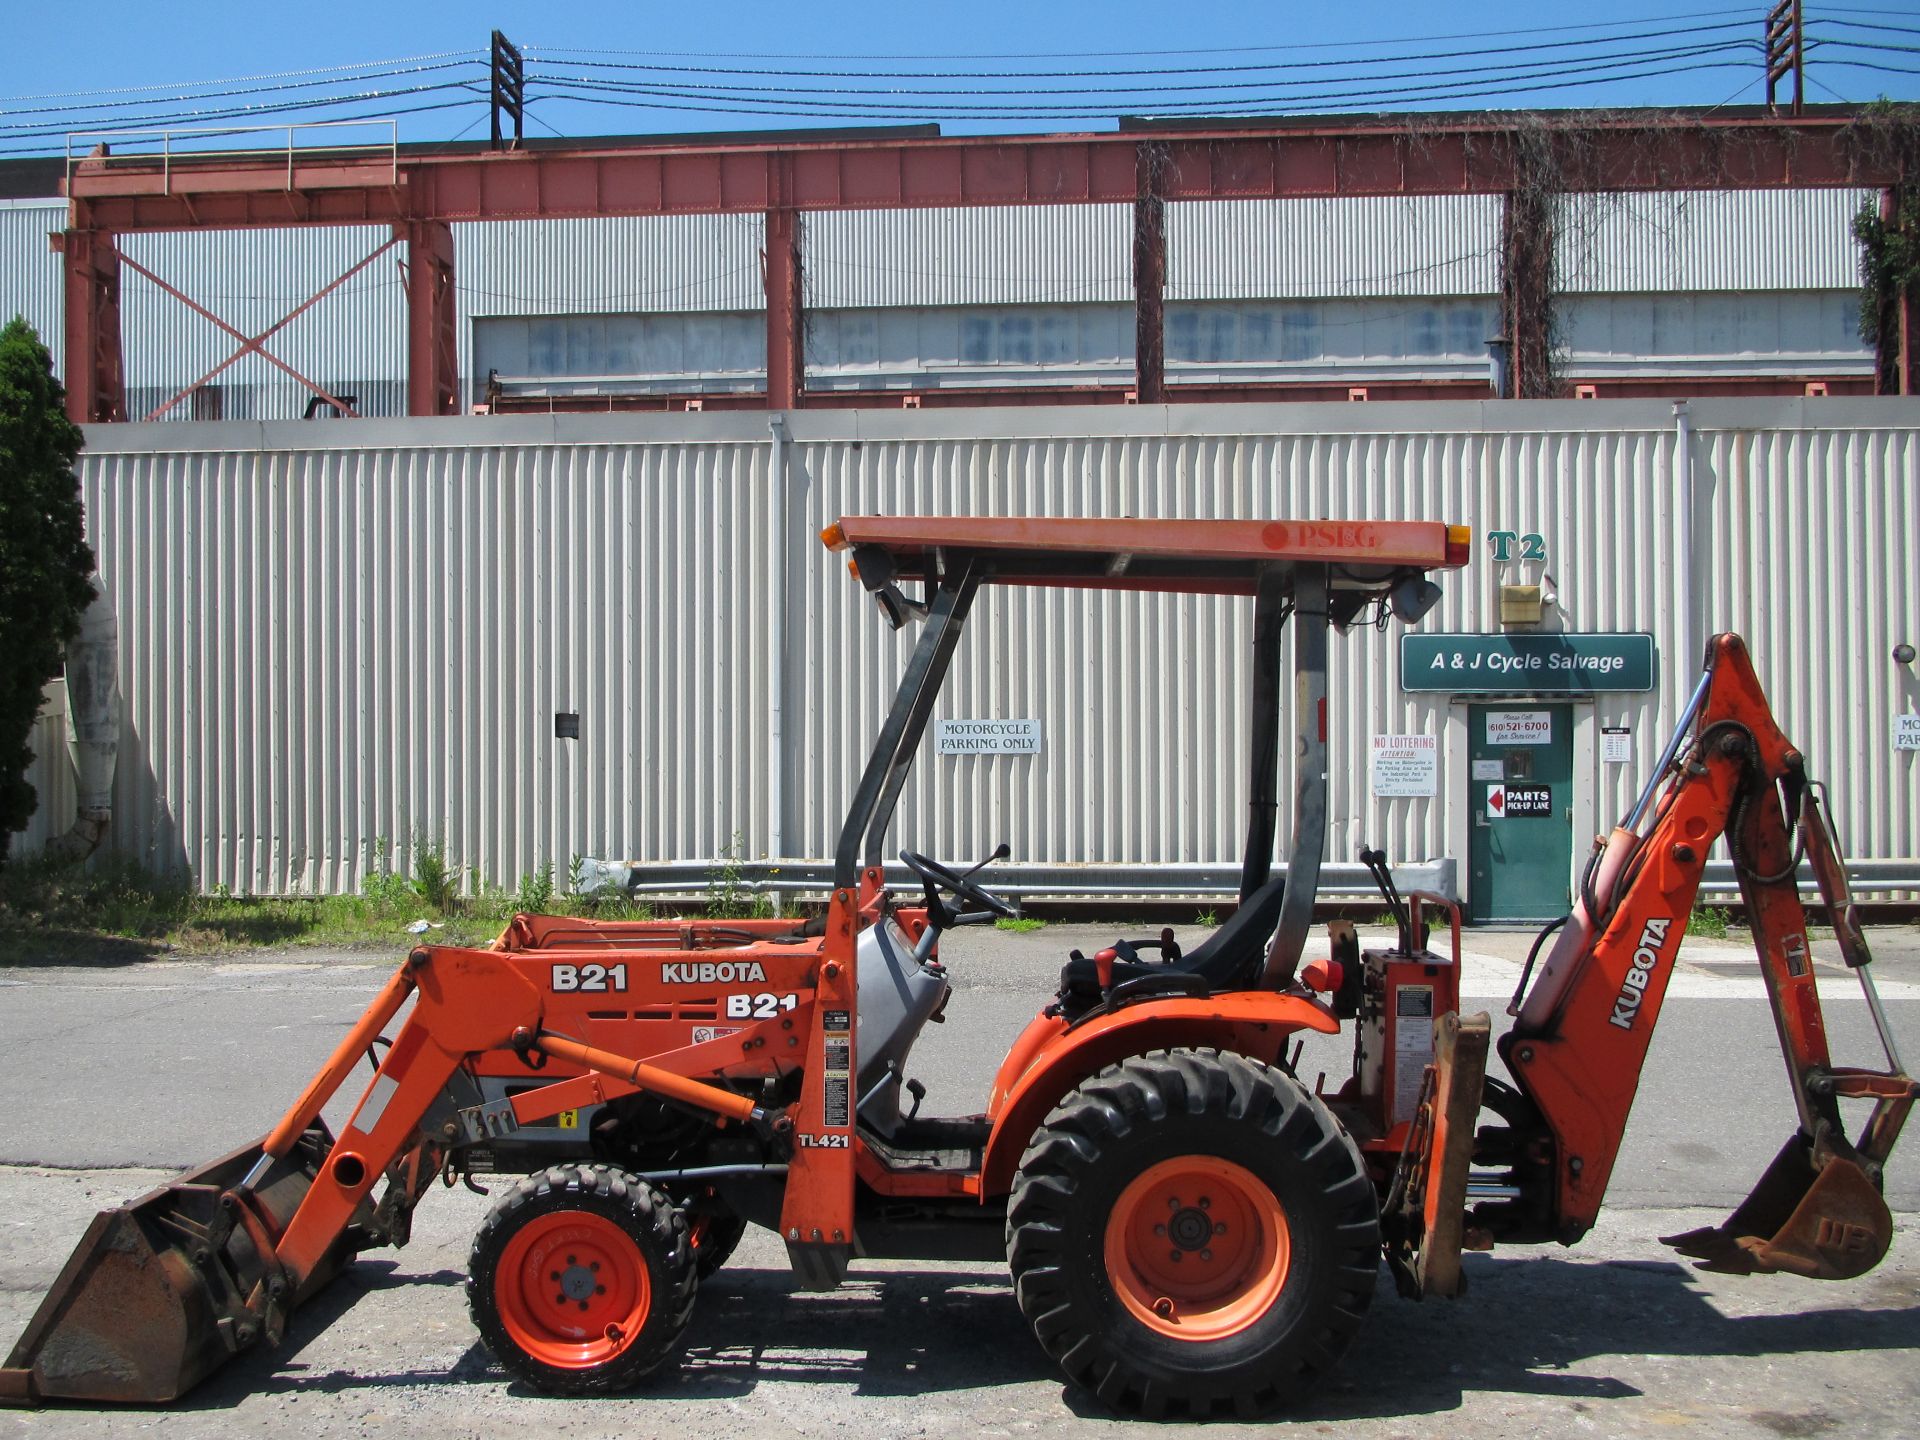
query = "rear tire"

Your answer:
(468, 1164), (695, 1394)
(1006, 1049), (1379, 1418)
